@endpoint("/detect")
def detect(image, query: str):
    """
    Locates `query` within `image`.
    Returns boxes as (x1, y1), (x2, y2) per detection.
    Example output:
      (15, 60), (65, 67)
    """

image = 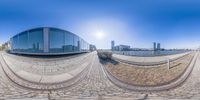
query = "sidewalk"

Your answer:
(0, 52), (95, 90)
